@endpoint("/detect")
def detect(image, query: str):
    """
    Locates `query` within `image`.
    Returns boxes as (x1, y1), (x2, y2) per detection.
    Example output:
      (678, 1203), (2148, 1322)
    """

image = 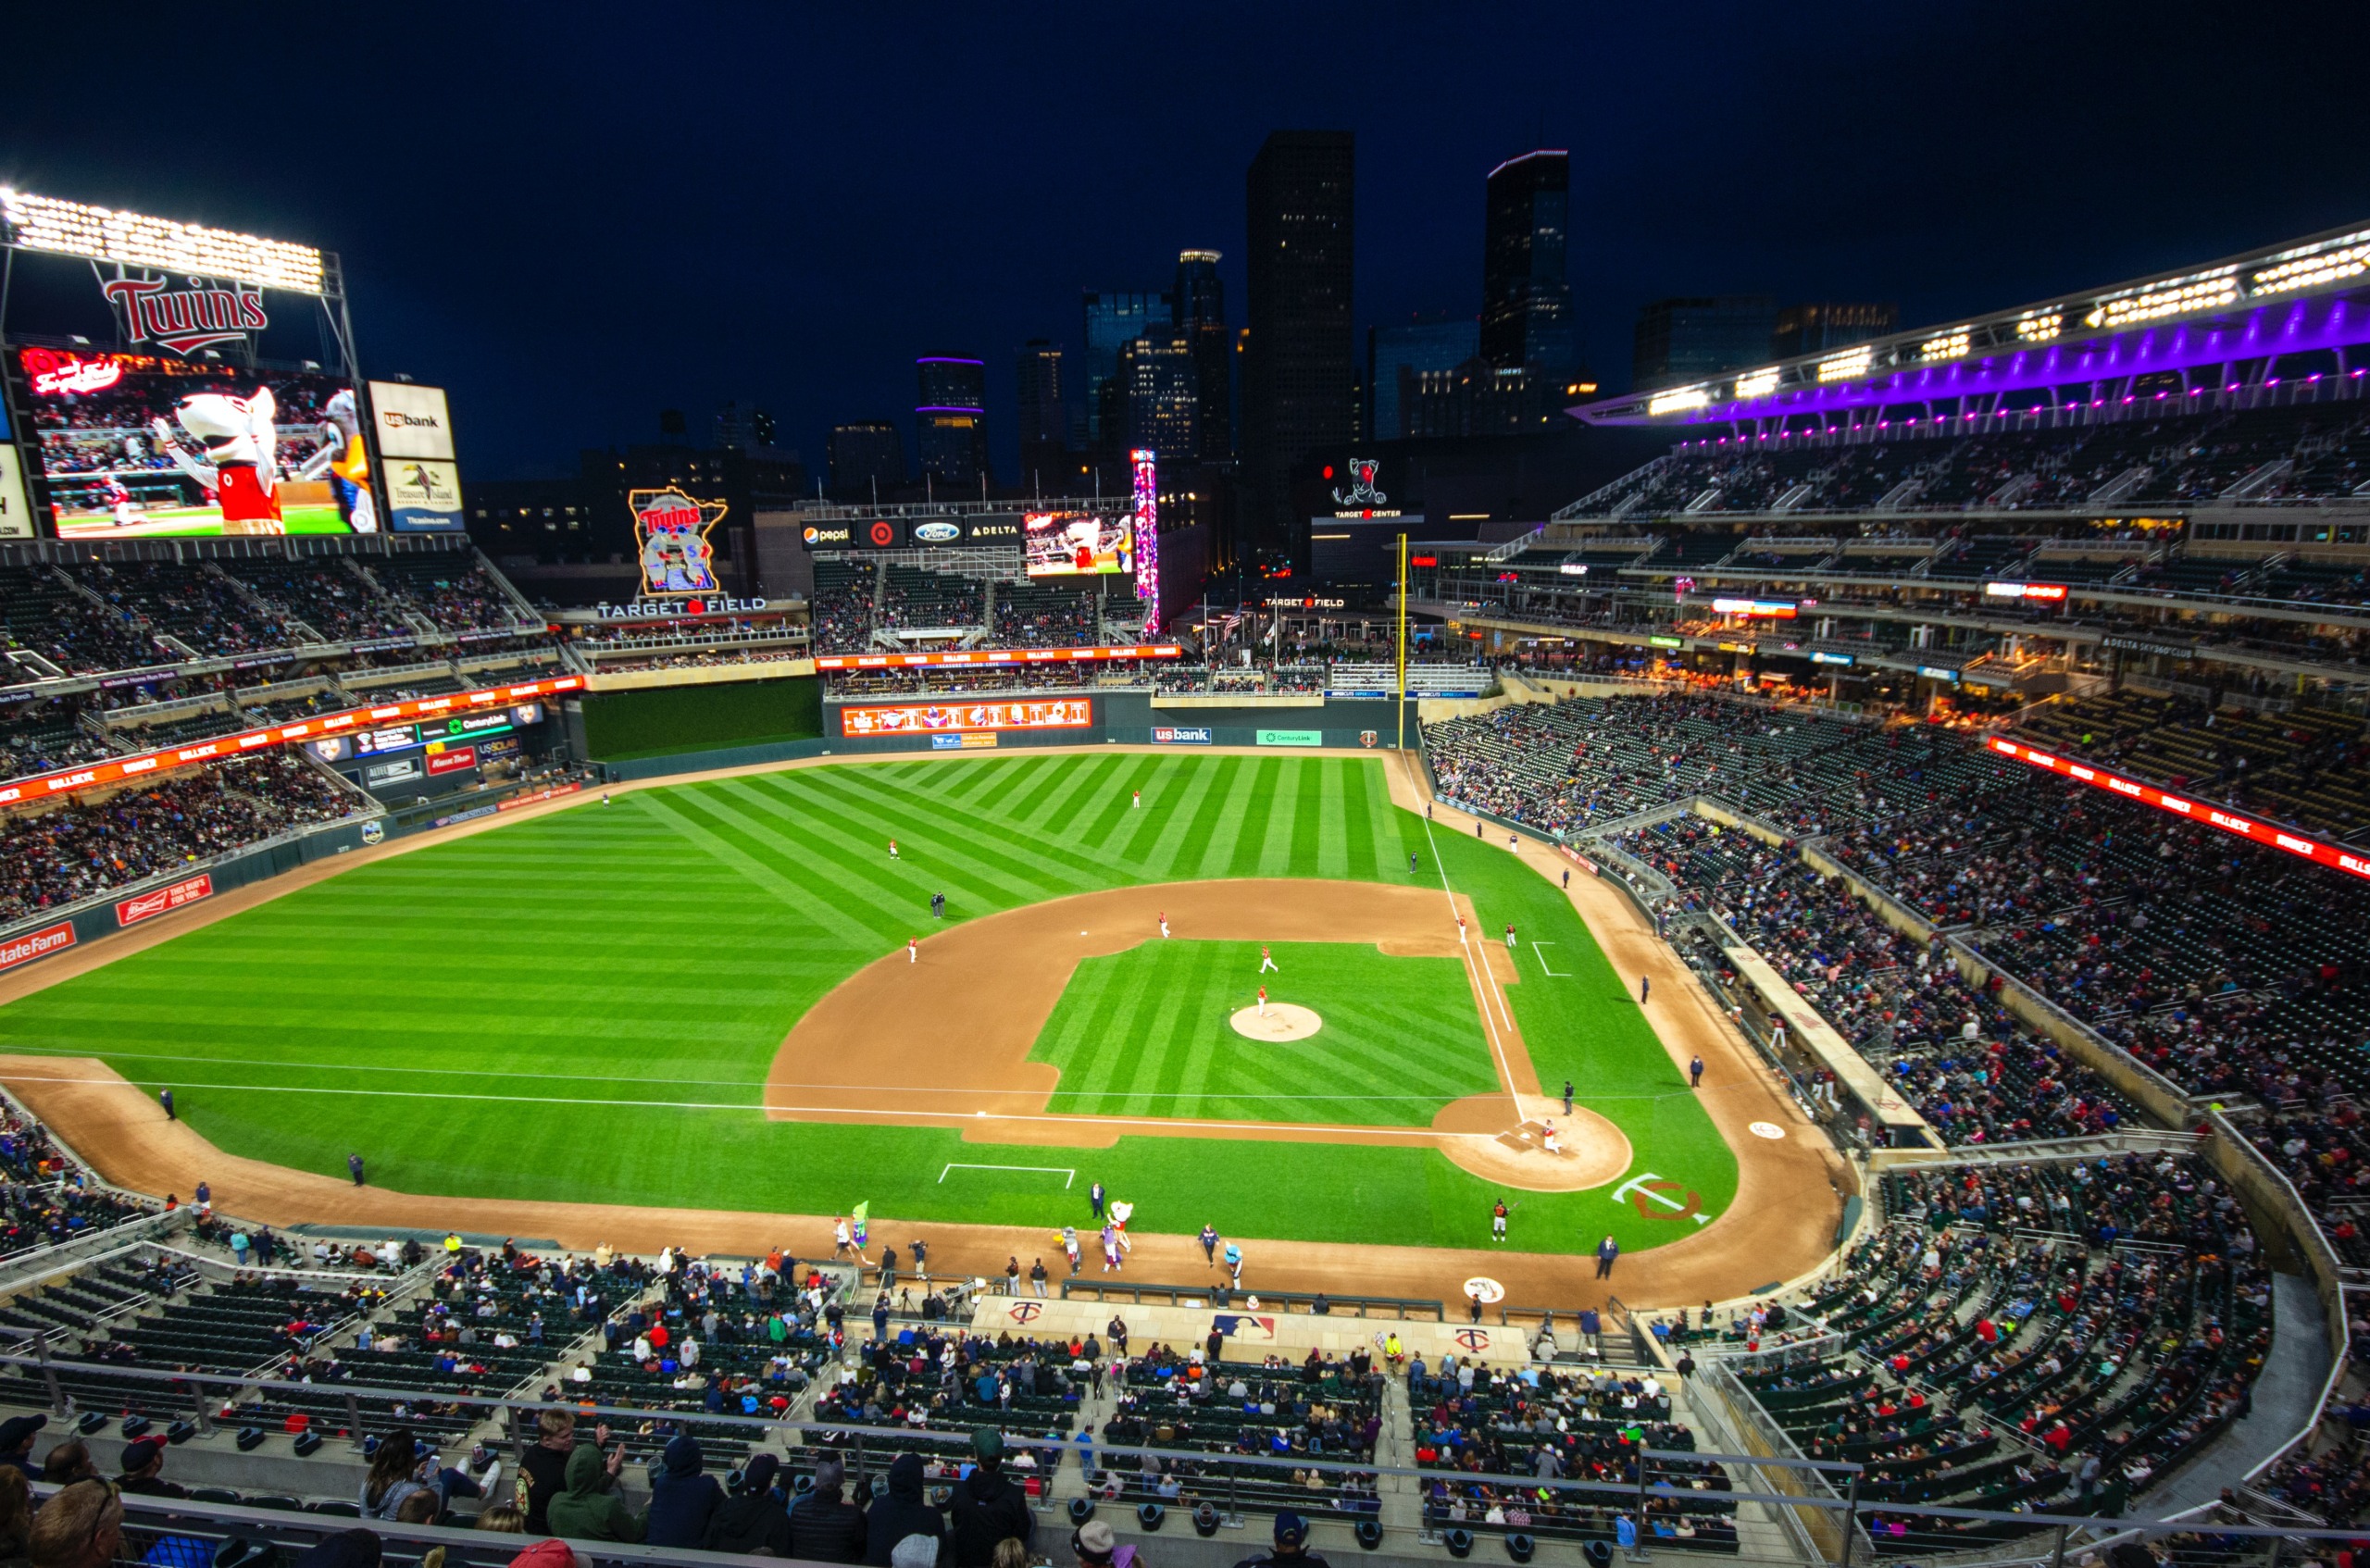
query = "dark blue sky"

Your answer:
(5, 0), (2363, 480)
